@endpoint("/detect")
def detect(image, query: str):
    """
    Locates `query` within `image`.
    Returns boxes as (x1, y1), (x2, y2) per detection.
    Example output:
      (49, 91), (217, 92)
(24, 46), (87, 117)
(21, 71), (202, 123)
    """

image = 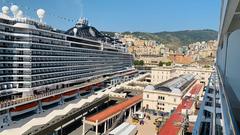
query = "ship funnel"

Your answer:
(37, 8), (45, 23)
(2, 6), (9, 16)
(73, 28), (78, 36)
(10, 5), (19, 18)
